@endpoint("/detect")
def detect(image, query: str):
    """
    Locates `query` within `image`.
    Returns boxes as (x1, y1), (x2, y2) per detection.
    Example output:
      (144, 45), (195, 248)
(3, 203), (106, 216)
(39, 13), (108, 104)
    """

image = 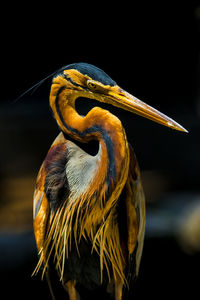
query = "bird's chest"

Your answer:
(82, 204), (107, 238)
(65, 142), (100, 202)
(63, 238), (110, 290)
